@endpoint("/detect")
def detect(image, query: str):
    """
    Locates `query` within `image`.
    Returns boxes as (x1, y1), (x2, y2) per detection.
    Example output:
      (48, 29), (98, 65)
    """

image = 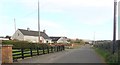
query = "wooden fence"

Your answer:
(12, 45), (65, 61)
